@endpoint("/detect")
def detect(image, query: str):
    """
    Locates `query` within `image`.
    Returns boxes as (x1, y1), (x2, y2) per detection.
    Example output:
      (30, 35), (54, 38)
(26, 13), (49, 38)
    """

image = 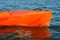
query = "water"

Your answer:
(0, 0), (60, 40)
